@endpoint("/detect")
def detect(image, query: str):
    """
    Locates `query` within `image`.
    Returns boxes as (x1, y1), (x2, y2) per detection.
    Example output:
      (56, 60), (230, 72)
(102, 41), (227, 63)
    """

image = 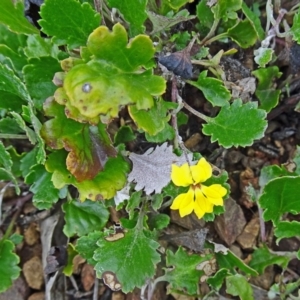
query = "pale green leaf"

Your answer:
(212, 0), (242, 21)
(203, 99), (267, 148)
(226, 274), (254, 300)
(254, 47), (274, 67)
